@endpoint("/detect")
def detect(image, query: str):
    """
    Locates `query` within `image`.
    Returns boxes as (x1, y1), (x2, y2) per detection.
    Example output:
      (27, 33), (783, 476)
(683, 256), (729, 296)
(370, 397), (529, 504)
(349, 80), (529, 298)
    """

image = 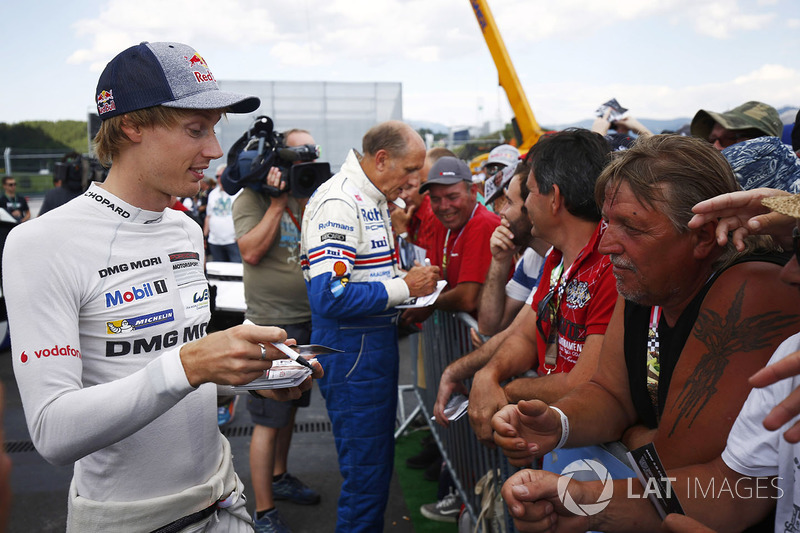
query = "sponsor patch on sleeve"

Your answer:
(106, 309), (175, 334)
(333, 261), (348, 277)
(179, 284), (210, 317)
(321, 232), (346, 242)
(169, 251), (205, 286)
(329, 276), (349, 298)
